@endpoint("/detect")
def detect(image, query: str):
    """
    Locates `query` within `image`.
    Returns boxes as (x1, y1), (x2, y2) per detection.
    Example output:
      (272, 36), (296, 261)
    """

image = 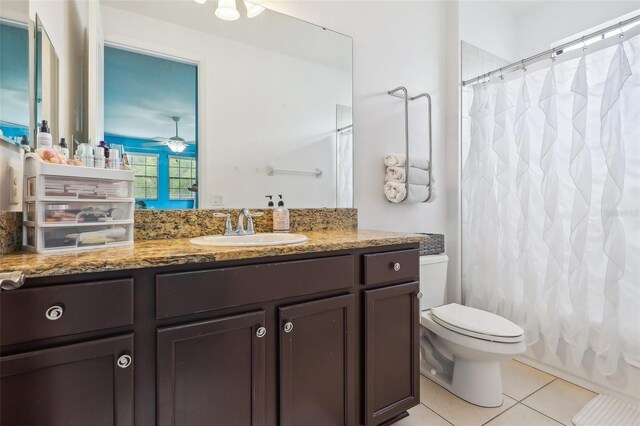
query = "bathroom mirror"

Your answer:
(0, 0), (30, 146)
(89, 0), (353, 210)
(34, 13), (59, 145)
